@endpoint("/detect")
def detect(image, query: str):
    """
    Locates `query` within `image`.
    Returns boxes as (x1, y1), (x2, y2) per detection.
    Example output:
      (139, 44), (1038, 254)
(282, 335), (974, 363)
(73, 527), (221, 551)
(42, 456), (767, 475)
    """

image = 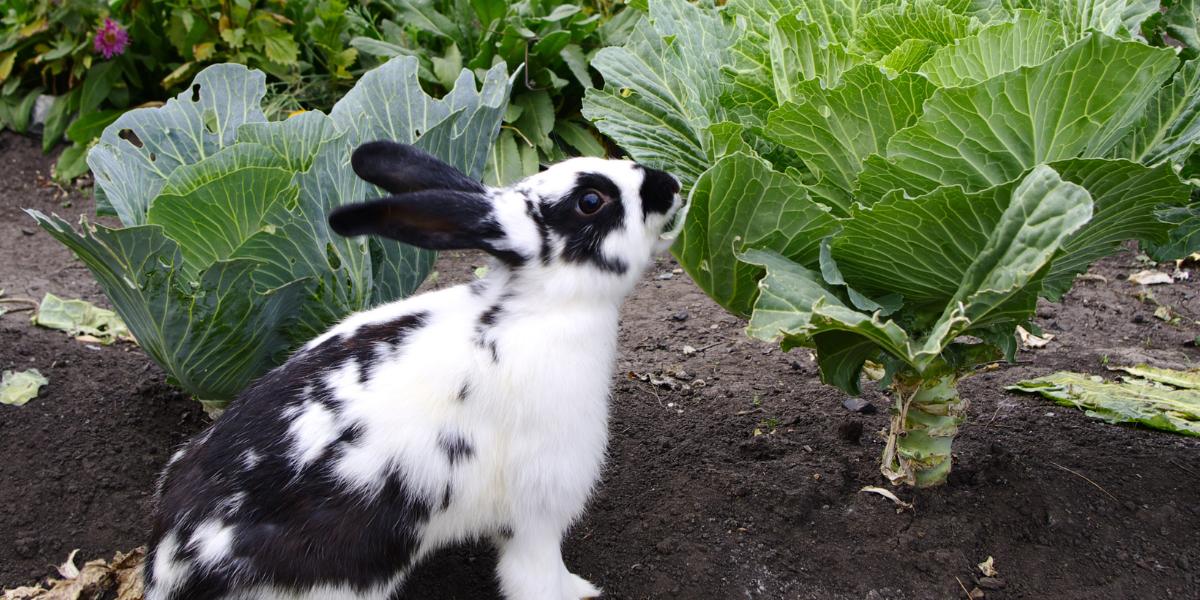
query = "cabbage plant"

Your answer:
(28, 57), (510, 411)
(584, 0), (1200, 486)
